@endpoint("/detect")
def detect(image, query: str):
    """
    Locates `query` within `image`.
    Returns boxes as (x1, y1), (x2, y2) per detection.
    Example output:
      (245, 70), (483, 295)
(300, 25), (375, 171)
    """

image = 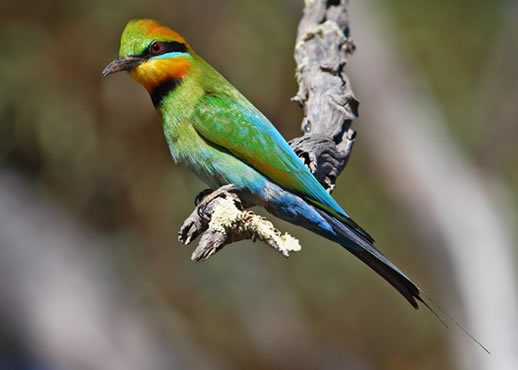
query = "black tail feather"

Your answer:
(314, 208), (490, 354)
(315, 208), (421, 308)
(348, 248), (420, 308)
(419, 292), (491, 354)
